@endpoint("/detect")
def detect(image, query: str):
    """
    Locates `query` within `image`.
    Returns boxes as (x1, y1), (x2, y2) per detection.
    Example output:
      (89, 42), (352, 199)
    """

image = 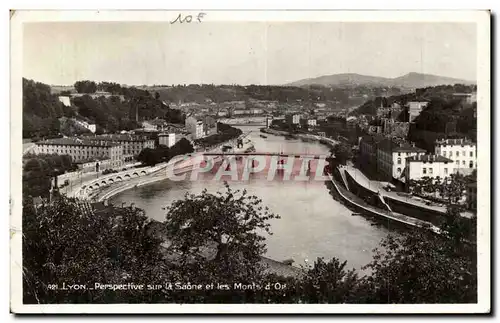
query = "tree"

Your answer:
(169, 138), (194, 157)
(22, 197), (169, 303)
(163, 183), (281, 284)
(74, 80), (97, 94)
(137, 148), (162, 166)
(357, 214), (476, 303)
(331, 143), (353, 165)
(296, 258), (360, 303)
